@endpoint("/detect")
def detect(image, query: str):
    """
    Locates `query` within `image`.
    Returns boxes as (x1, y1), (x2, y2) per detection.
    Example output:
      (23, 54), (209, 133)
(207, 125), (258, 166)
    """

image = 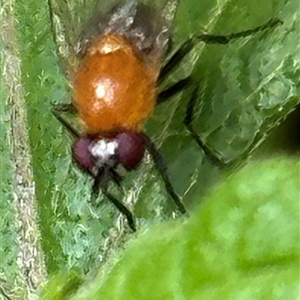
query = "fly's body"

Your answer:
(50, 0), (282, 230)
(74, 33), (157, 135)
